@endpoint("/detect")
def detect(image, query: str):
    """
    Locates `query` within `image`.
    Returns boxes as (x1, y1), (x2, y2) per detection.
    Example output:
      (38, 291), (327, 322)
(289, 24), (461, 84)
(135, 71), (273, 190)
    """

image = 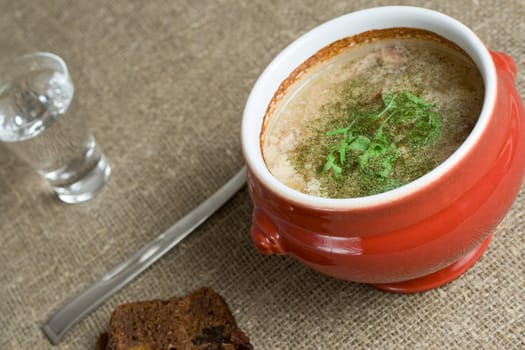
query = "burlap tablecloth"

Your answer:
(1, 1), (524, 349)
